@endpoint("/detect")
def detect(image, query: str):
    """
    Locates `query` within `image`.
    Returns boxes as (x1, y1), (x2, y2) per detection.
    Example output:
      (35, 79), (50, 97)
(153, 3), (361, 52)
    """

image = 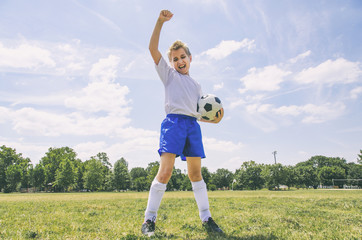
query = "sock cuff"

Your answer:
(152, 178), (167, 191)
(191, 179), (206, 190)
